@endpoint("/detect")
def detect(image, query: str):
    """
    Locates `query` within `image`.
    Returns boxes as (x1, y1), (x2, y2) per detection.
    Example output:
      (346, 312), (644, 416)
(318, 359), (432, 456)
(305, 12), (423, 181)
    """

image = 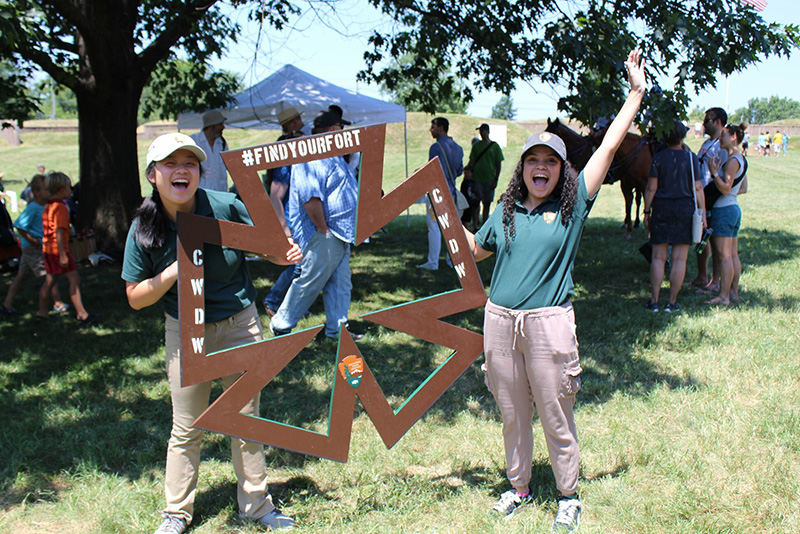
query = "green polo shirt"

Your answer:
(469, 140), (504, 184)
(475, 171), (595, 309)
(121, 189), (257, 322)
